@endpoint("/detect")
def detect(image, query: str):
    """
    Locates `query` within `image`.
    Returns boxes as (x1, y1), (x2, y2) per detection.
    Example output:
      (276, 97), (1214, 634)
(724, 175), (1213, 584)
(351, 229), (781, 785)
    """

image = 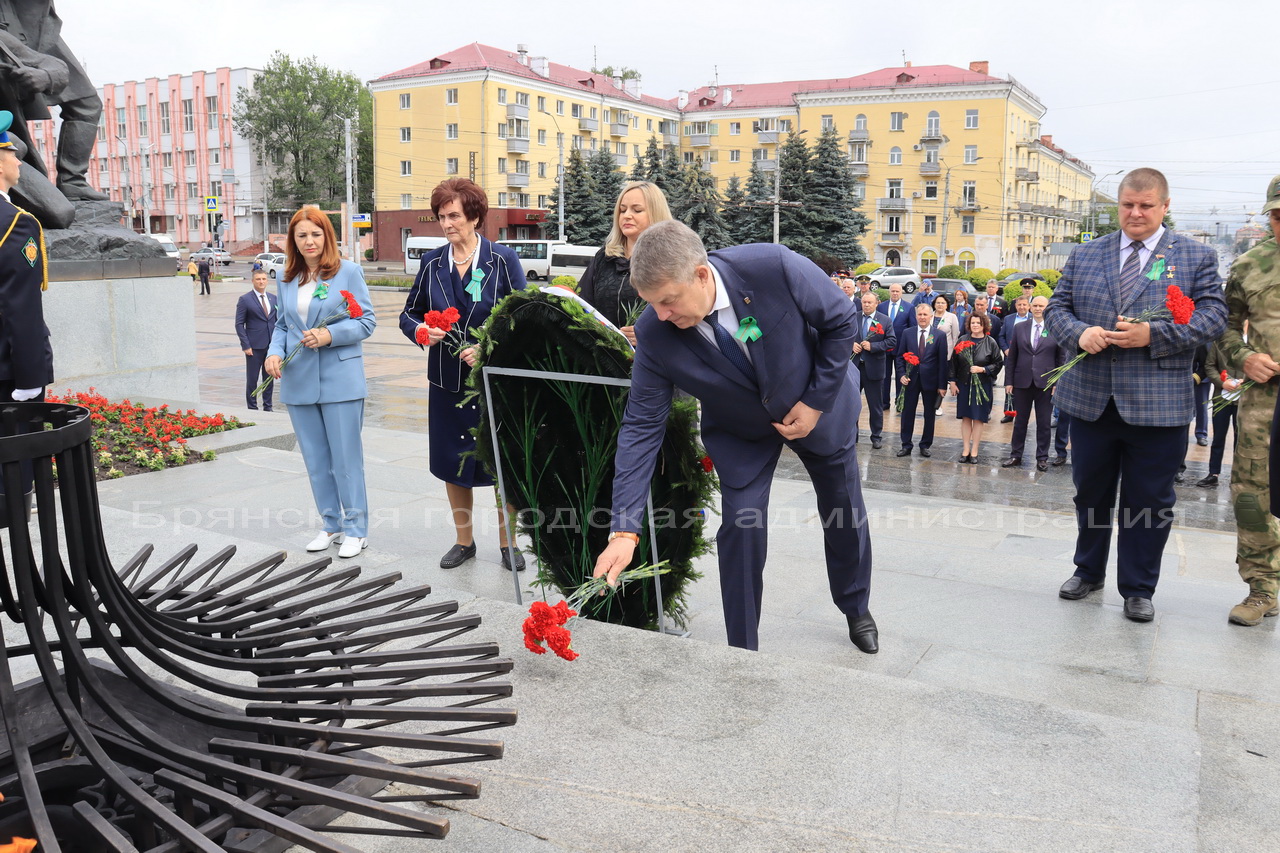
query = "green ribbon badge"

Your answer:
(734, 316), (762, 343)
(313, 282), (329, 300)
(1145, 258), (1167, 281)
(465, 269), (485, 300)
